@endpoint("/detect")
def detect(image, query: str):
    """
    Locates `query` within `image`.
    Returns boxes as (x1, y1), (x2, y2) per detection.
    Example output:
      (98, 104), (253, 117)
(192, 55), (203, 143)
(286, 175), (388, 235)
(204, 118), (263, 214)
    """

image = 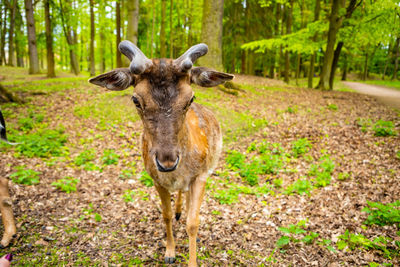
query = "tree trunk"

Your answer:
(186, 0), (193, 47)
(160, 0), (167, 58)
(199, 0), (224, 71)
(0, 5), (7, 65)
(59, 0), (79, 75)
(24, 0), (40, 73)
(0, 83), (23, 103)
(150, 0), (155, 58)
(318, 0), (342, 90)
(392, 36), (400, 80)
(15, 2), (24, 67)
(99, 1), (106, 72)
(124, 0), (139, 65)
(89, 0), (95, 76)
(7, 0), (17, 66)
(116, 0), (122, 68)
(169, 0), (173, 58)
(328, 41), (343, 89)
(307, 0), (320, 88)
(44, 0), (55, 77)
(284, 0), (293, 83)
(341, 53), (347, 81)
(362, 51), (368, 81)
